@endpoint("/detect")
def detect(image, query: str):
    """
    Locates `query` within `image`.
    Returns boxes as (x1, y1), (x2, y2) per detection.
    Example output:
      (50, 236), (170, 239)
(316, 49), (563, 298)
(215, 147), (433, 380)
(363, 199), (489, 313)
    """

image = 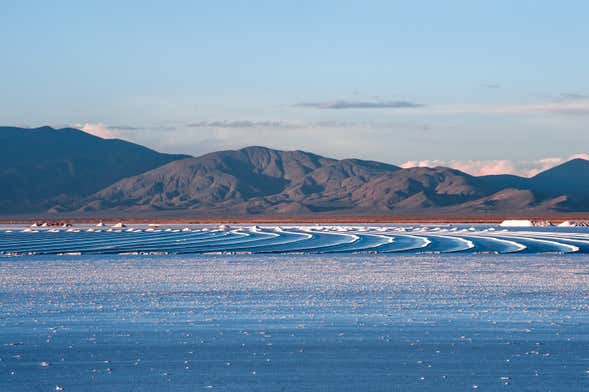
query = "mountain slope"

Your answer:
(80, 147), (589, 216)
(351, 167), (488, 211)
(81, 146), (401, 214)
(477, 174), (529, 193)
(83, 146), (568, 216)
(529, 158), (589, 196)
(0, 126), (188, 212)
(523, 158), (589, 211)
